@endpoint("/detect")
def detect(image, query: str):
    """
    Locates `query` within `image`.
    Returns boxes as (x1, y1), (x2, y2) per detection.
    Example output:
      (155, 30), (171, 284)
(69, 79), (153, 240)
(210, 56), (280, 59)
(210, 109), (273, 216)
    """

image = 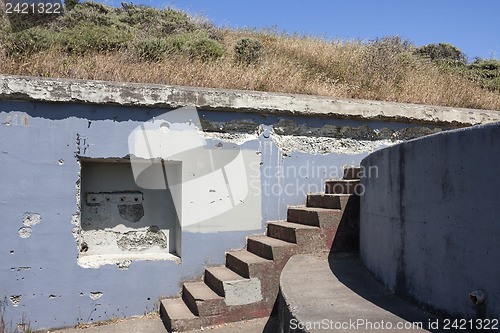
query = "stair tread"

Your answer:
(205, 266), (246, 282)
(161, 298), (196, 320)
(267, 220), (319, 230)
(184, 281), (223, 300)
(247, 234), (295, 247)
(288, 205), (339, 212)
(227, 249), (271, 264)
(308, 193), (352, 197)
(343, 166), (361, 179)
(325, 179), (360, 182)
